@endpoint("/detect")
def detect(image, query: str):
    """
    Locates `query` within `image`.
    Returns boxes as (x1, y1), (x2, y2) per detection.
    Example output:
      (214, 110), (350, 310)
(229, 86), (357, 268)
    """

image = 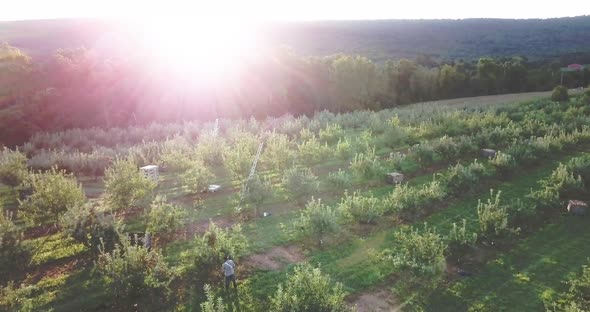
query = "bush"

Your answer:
(338, 190), (383, 224)
(104, 158), (156, 210)
(335, 138), (354, 160)
(281, 167), (319, 202)
(411, 142), (438, 167)
(297, 137), (330, 166)
(387, 224), (447, 274)
(567, 155), (590, 187)
(239, 174), (273, 217)
(551, 85), (569, 102)
(146, 196), (187, 237)
(318, 123), (344, 144)
(477, 190), (516, 238)
(0, 211), (29, 283)
(440, 160), (489, 195)
(196, 134), (226, 166)
(96, 238), (175, 307)
(446, 219), (478, 256)
(181, 160), (214, 195)
(529, 163), (585, 212)
(181, 222), (248, 287)
(0, 147), (28, 187)
(326, 168), (353, 190)
(350, 147), (382, 179)
(223, 138), (258, 181)
(60, 202), (120, 255)
(294, 197), (339, 244)
(583, 88), (590, 104)
(19, 167), (86, 226)
(262, 133), (293, 173)
(385, 180), (446, 220)
(270, 265), (351, 312)
(490, 151), (516, 179)
(200, 284), (226, 312)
